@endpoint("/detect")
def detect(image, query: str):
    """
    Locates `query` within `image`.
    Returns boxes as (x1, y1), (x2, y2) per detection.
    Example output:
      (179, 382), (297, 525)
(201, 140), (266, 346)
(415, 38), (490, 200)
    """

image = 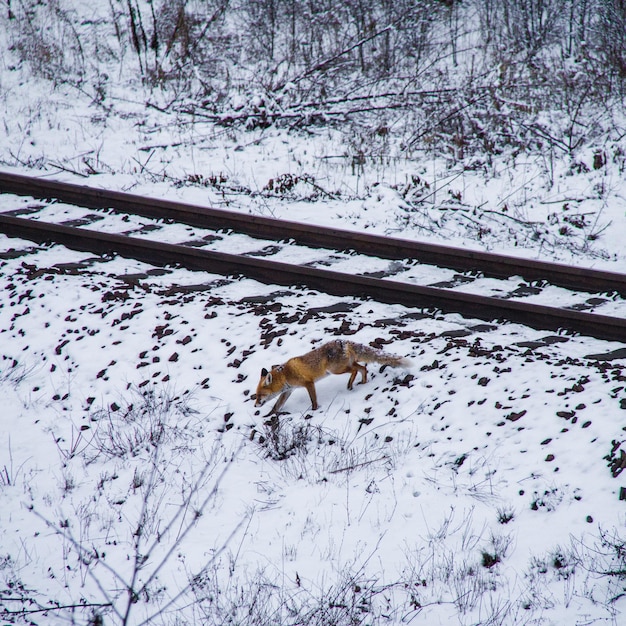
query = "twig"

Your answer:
(329, 456), (389, 474)
(589, 220), (612, 239)
(404, 92), (490, 151)
(48, 161), (90, 178)
(276, 24), (395, 91)
(539, 196), (588, 205)
(121, 450), (162, 626)
(516, 122), (570, 153)
(137, 513), (249, 626)
(479, 208), (543, 228)
(28, 508), (126, 621)
(135, 441), (245, 602)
